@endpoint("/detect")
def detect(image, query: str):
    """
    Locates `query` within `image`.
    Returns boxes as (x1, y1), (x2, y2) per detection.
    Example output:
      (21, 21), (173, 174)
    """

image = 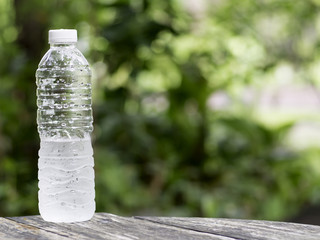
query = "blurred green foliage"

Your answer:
(1, 0), (320, 221)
